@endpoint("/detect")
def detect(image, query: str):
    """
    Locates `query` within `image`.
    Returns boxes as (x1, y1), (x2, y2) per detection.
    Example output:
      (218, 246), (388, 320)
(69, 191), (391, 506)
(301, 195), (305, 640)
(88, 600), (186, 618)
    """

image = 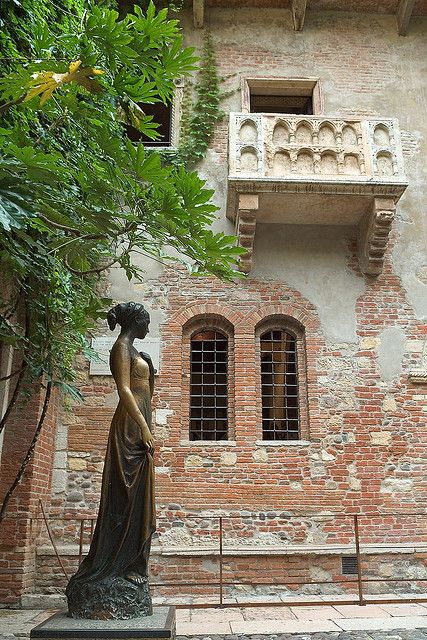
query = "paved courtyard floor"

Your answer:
(176, 601), (427, 636)
(1, 598), (427, 640)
